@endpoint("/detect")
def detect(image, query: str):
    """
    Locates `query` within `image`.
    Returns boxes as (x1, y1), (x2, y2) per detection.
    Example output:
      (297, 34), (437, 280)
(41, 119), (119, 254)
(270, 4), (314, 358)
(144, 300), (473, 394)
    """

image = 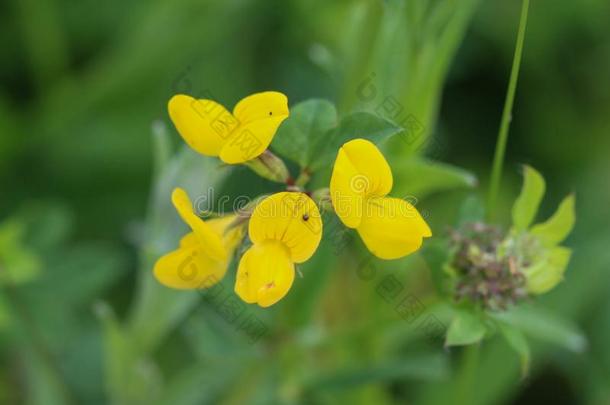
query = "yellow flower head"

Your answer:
(330, 138), (431, 260)
(168, 92), (289, 164)
(235, 192), (322, 307)
(154, 188), (243, 289)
